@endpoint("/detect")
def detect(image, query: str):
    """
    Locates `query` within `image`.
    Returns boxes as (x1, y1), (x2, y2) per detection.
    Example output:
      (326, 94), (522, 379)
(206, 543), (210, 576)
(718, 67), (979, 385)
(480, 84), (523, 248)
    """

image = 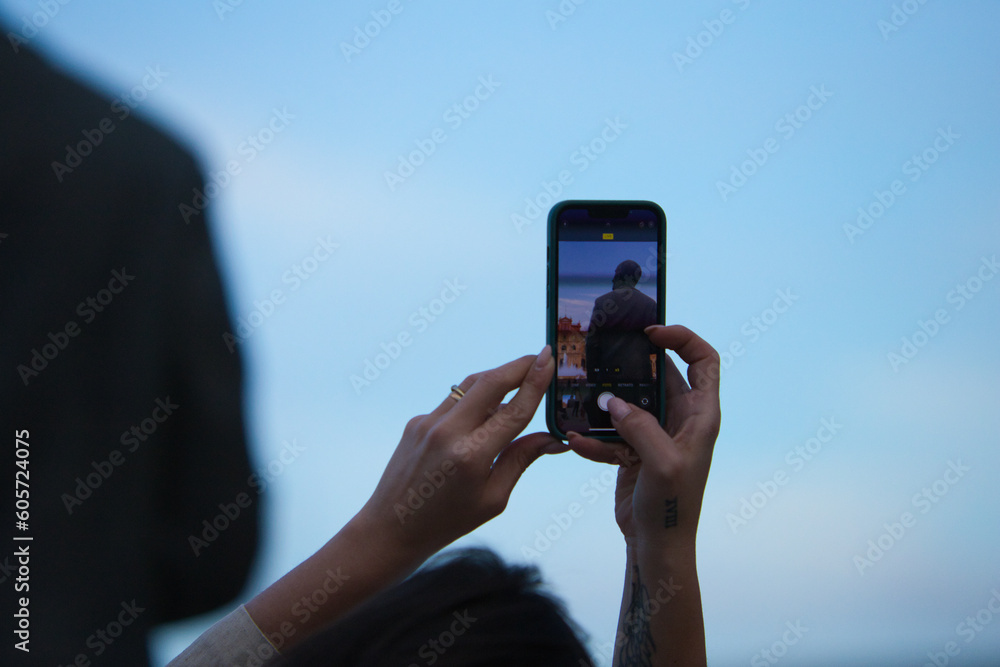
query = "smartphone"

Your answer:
(546, 200), (666, 440)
